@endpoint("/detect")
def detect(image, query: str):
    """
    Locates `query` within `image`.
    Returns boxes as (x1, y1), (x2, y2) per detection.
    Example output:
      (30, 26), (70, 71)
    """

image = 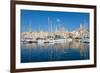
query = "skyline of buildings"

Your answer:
(21, 23), (89, 42)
